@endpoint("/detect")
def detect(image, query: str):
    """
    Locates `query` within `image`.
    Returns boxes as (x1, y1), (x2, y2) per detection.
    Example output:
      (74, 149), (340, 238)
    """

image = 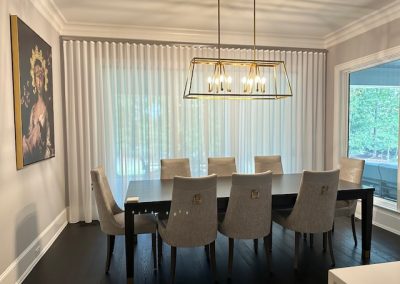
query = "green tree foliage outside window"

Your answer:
(349, 87), (399, 162)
